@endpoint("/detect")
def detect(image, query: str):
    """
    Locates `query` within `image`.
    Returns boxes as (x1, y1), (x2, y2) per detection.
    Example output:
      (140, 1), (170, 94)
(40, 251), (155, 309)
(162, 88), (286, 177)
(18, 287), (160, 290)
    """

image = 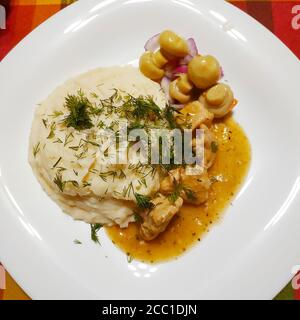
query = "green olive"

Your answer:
(188, 55), (221, 89)
(199, 83), (235, 118)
